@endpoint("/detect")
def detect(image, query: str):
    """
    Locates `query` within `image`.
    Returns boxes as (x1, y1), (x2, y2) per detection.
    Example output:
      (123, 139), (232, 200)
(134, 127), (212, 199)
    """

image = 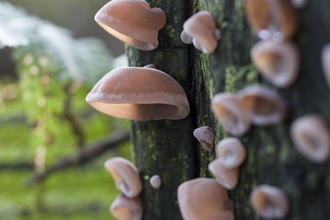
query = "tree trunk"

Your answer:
(128, 0), (330, 219)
